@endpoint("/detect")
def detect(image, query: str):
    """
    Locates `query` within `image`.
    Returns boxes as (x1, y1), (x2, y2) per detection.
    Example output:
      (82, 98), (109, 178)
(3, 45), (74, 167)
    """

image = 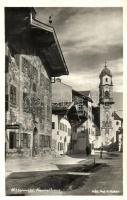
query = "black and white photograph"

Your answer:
(2, 2), (125, 197)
